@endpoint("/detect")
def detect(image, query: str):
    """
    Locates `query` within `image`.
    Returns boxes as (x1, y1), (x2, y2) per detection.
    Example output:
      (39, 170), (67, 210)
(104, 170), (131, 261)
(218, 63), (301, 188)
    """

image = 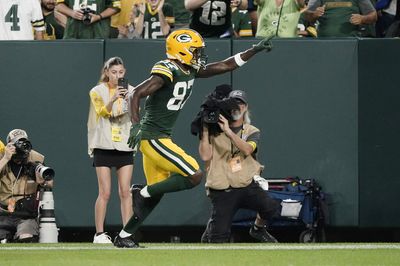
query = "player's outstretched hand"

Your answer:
(253, 35), (274, 52)
(128, 123), (142, 149)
